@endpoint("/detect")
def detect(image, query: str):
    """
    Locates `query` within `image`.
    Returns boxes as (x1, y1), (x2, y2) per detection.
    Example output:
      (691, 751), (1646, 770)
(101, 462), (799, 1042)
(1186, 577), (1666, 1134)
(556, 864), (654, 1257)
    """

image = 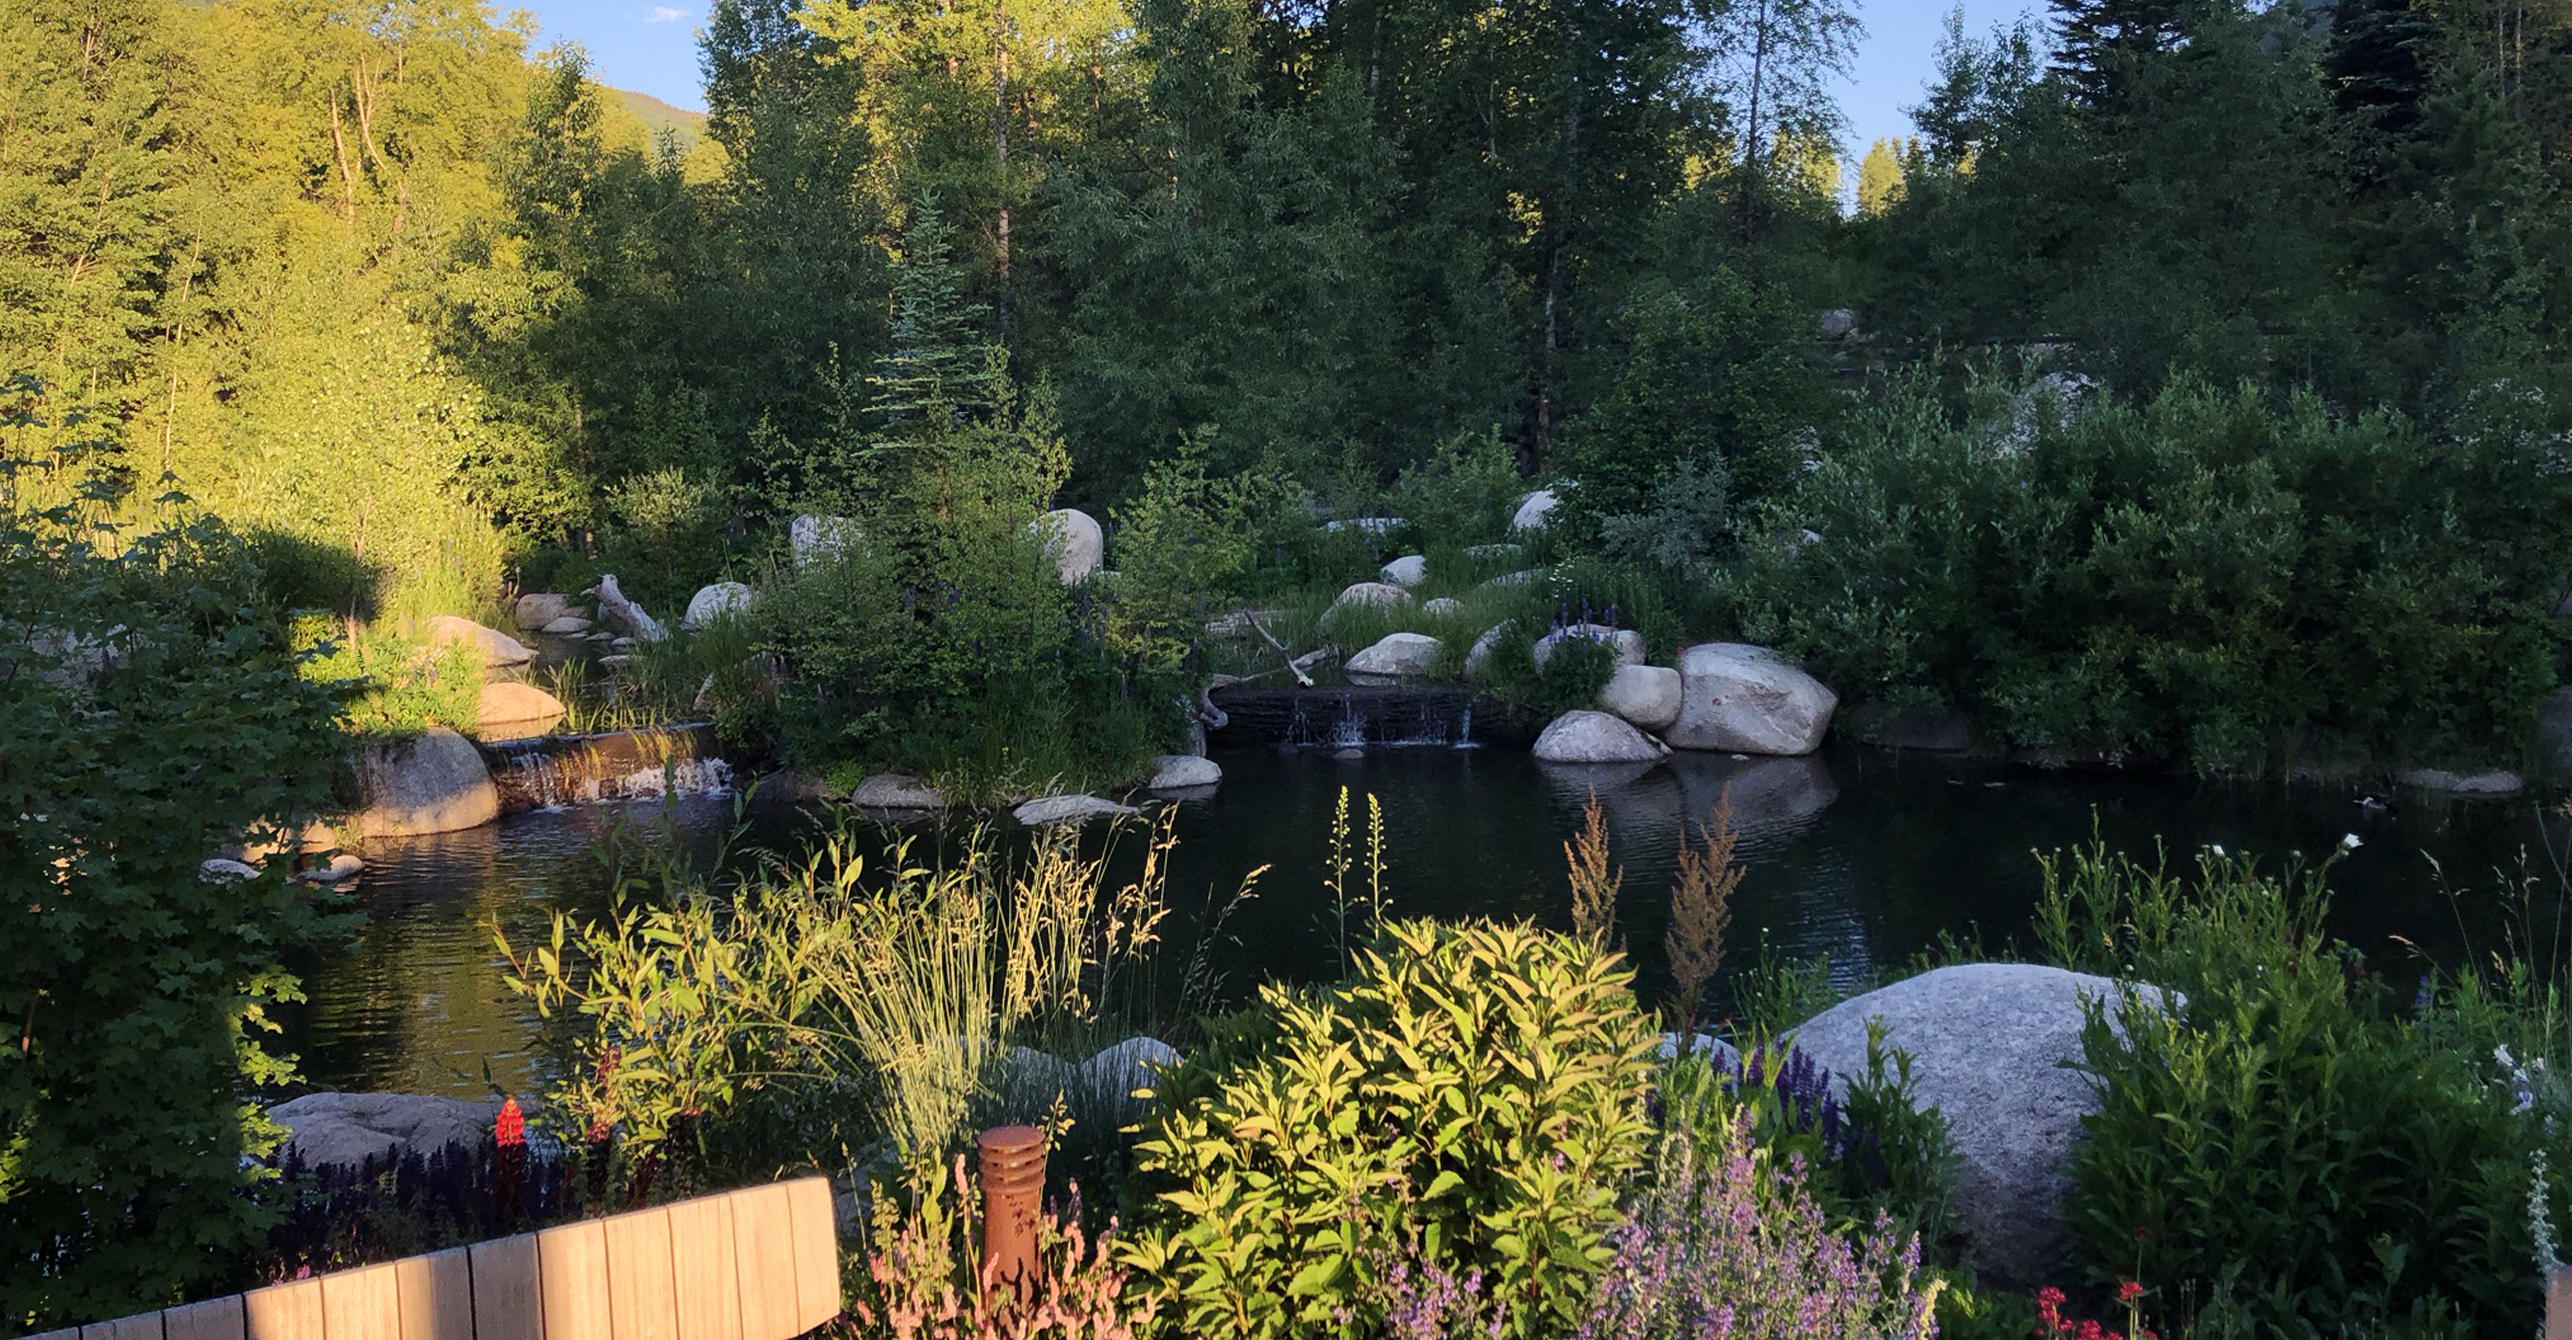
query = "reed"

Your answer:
(1664, 788), (1740, 1032)
(1564, 795), (1623, 946)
